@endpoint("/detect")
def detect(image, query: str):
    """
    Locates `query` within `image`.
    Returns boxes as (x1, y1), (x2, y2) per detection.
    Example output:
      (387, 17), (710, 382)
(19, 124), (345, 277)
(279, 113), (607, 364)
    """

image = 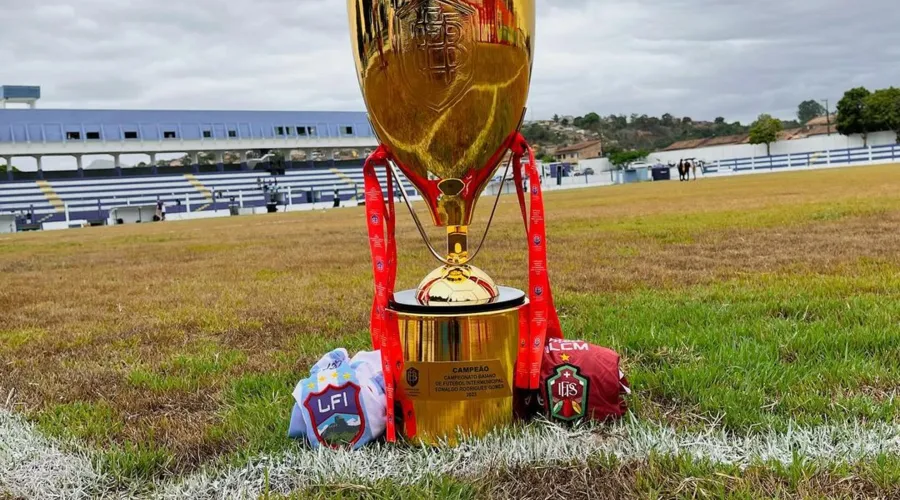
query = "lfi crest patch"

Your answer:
(303, 382), (366, 448)
(546, 364), (589, 422)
